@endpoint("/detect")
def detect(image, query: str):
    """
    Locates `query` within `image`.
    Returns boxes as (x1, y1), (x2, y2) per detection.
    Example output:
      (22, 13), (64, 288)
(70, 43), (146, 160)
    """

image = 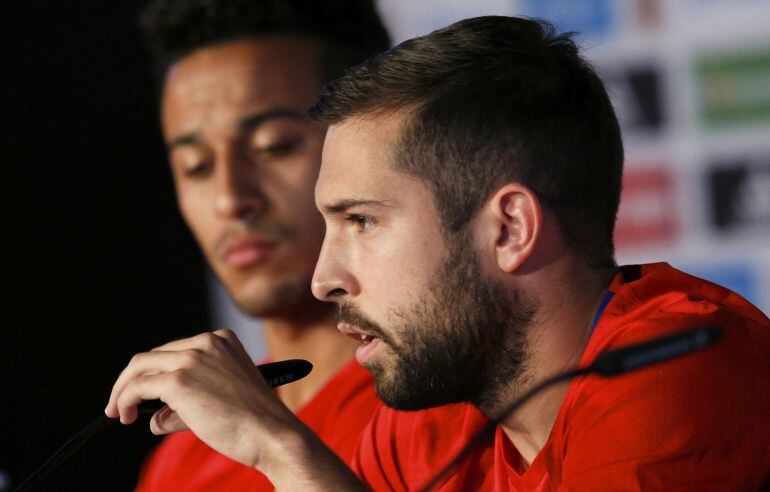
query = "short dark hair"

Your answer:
(311, 16), (623, 268)
(139, 0), (390, 83)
